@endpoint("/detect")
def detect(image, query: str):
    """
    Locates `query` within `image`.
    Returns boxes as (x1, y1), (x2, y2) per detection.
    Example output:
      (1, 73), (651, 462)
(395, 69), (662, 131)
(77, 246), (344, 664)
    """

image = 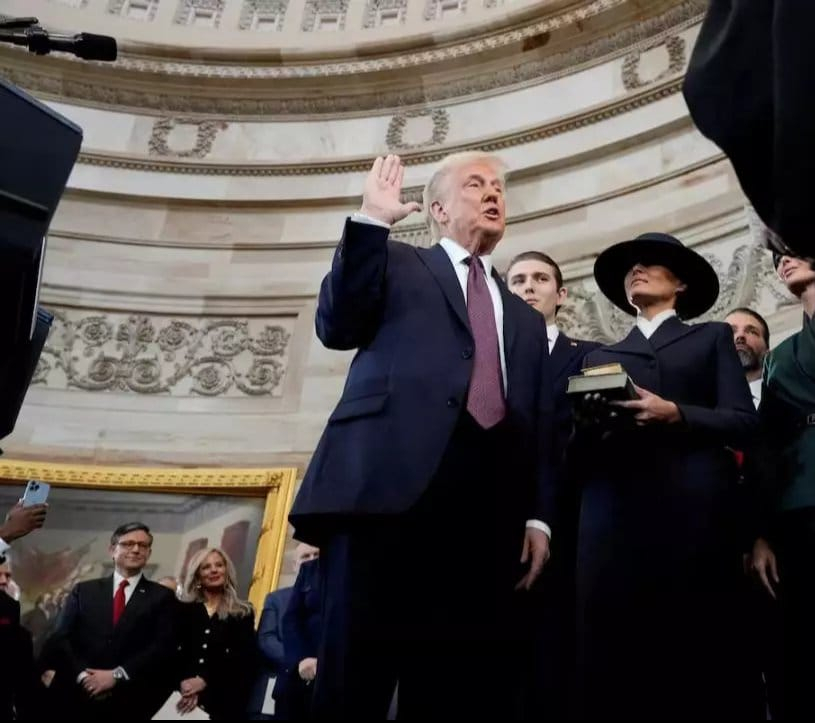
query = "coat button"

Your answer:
(462, 348), (473, 359)
(447, 398), (458, 408)
(199, 658), (205, 664)
(202, 643), (208, 649)
(204, 629), (210, 634)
